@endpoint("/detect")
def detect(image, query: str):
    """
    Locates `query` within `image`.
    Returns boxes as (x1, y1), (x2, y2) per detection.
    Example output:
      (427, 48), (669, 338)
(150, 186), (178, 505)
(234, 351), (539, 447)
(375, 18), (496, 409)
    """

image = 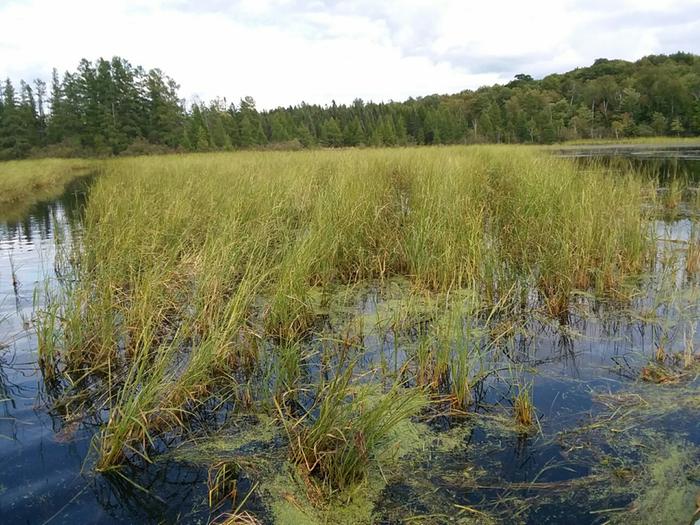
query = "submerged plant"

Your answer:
(214, 481), (261, 525)
(209, 460), (241, 511)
